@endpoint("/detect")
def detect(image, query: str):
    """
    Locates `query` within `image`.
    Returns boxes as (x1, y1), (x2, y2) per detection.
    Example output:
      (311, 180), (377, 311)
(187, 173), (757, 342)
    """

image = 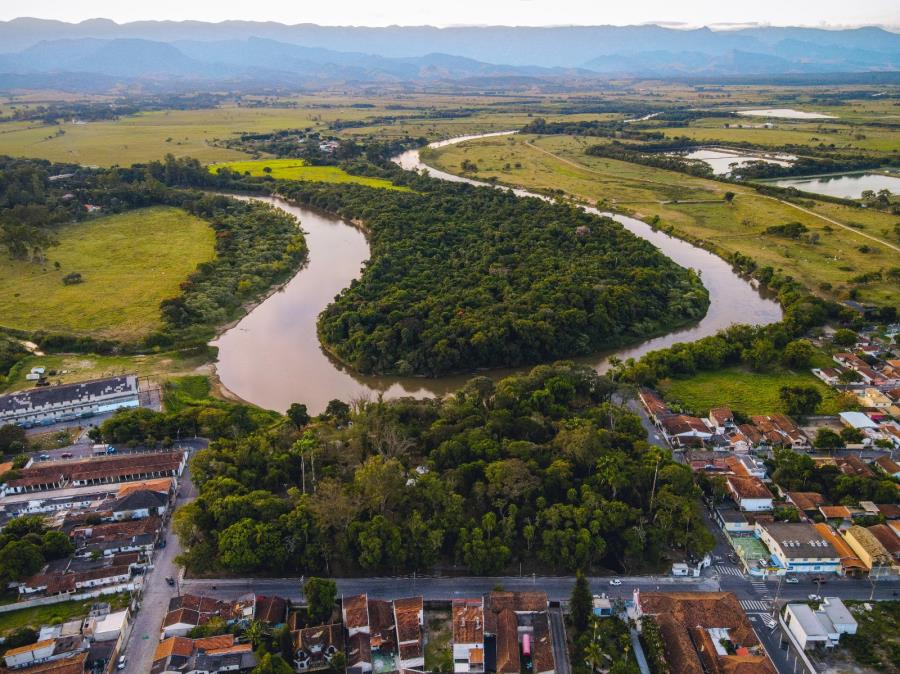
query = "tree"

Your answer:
(0, 541), (44, 582)
(323, 399), (350, 424)
(41, 531), (73, 559)
(782, 339), (814, 369)
(287, 403), (310, 429)
(814, 428), (843, 449)
(0, 424), (26, 453)
(840, 427), (864, 444)
(723, 191), (735, 204)
(779, 385), (822, 418)
(832, 329), (857, 347)
(304, 577), (337, 625)
(570, 571), (592, 634)
(252, 653), (295, 674)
